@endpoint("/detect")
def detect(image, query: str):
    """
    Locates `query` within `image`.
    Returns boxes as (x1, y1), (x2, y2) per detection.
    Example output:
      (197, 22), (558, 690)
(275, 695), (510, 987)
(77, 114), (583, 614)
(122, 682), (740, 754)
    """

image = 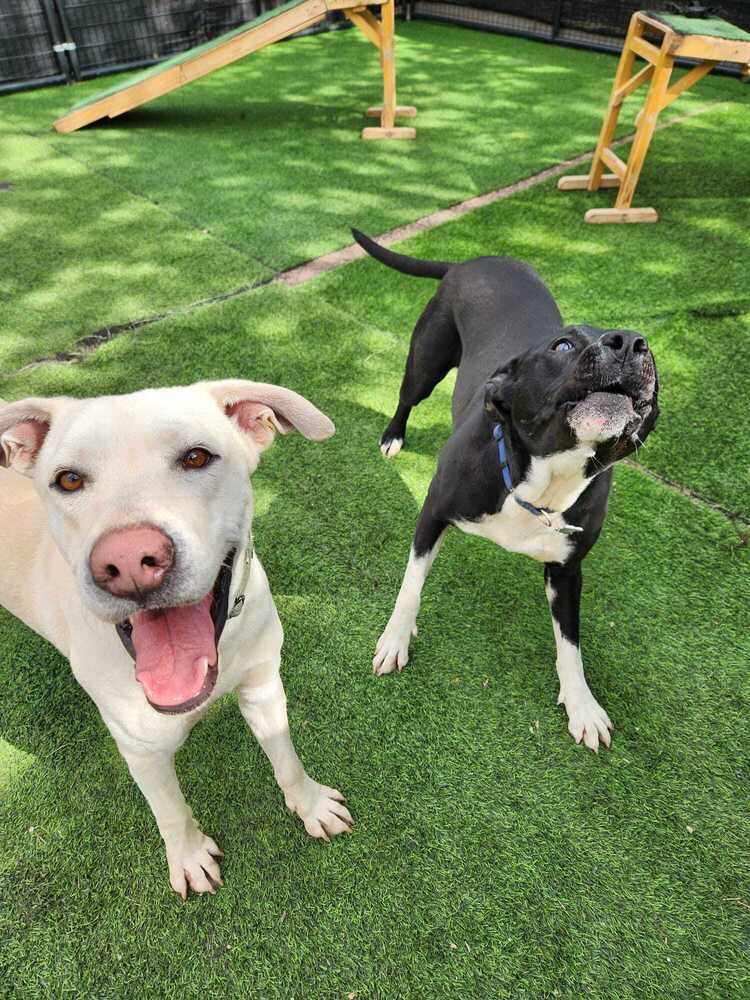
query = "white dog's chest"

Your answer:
(453, 447), (595, 564)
